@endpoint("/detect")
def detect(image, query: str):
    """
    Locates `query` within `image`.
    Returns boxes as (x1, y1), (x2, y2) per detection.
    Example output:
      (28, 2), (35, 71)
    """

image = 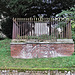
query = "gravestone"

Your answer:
(35, 23), (49, 36)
